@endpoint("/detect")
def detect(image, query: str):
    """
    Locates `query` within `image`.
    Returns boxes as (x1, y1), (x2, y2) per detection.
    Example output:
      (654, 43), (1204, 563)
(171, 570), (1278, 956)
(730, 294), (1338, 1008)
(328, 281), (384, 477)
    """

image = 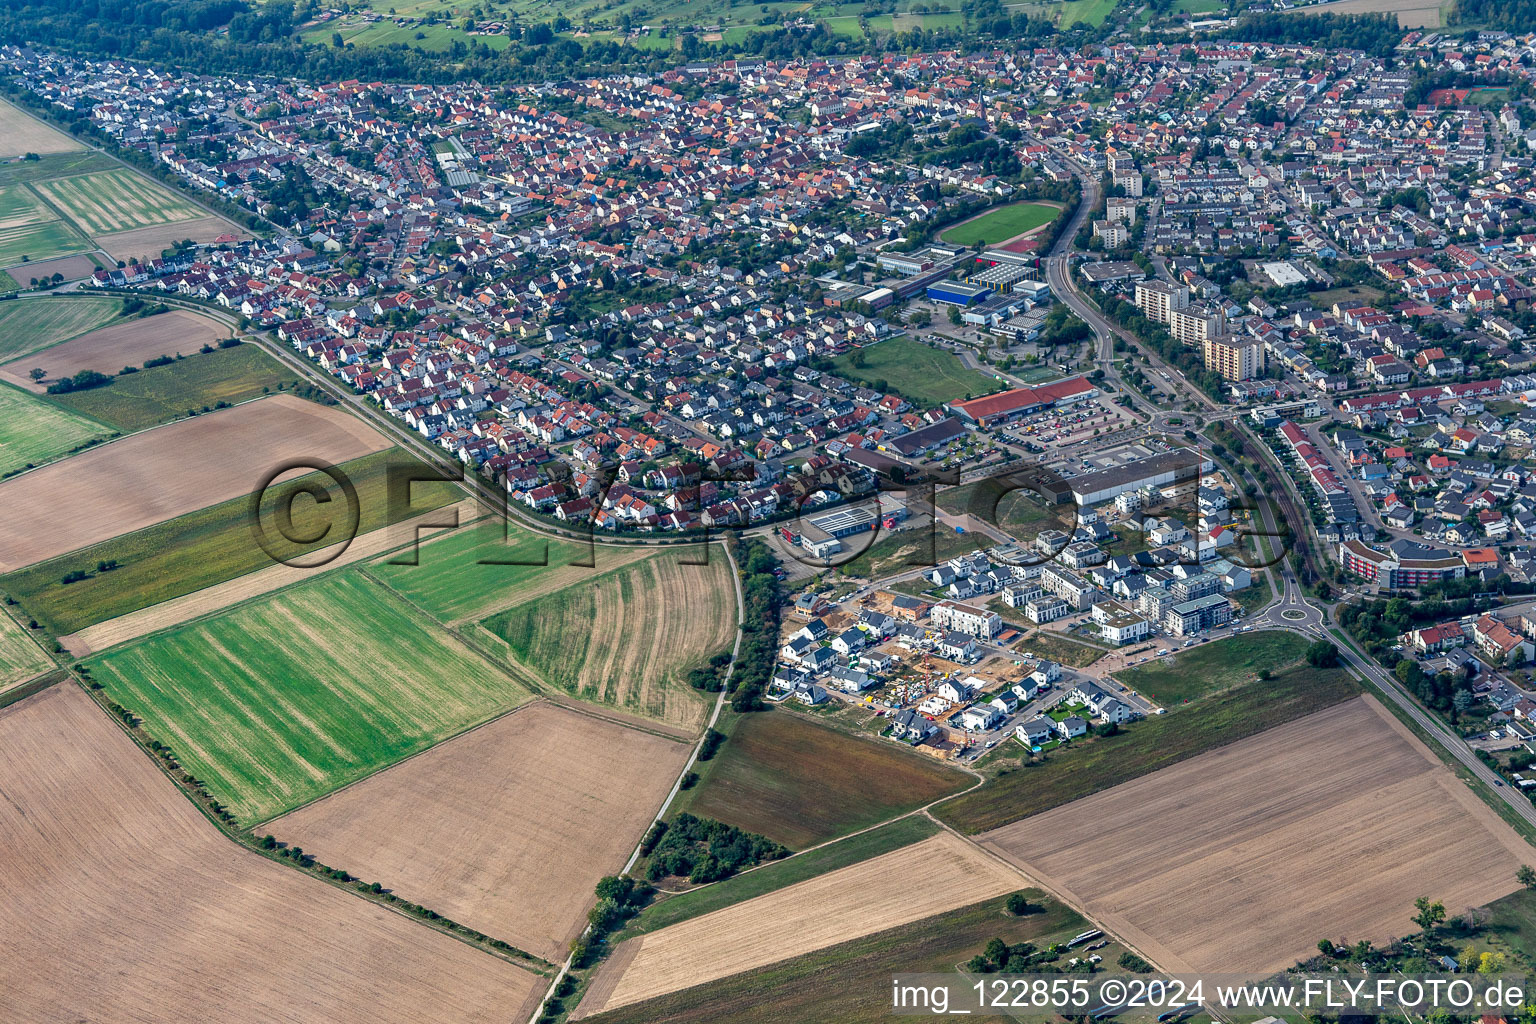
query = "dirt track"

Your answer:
(271, 702), (691, 963)
(0, 682), (544, 1024)
(0, 309), (225, 390)
(0, 394), (386, 571)
(979, 696), (1535, 974)
(576, 832), (1023, 1017)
